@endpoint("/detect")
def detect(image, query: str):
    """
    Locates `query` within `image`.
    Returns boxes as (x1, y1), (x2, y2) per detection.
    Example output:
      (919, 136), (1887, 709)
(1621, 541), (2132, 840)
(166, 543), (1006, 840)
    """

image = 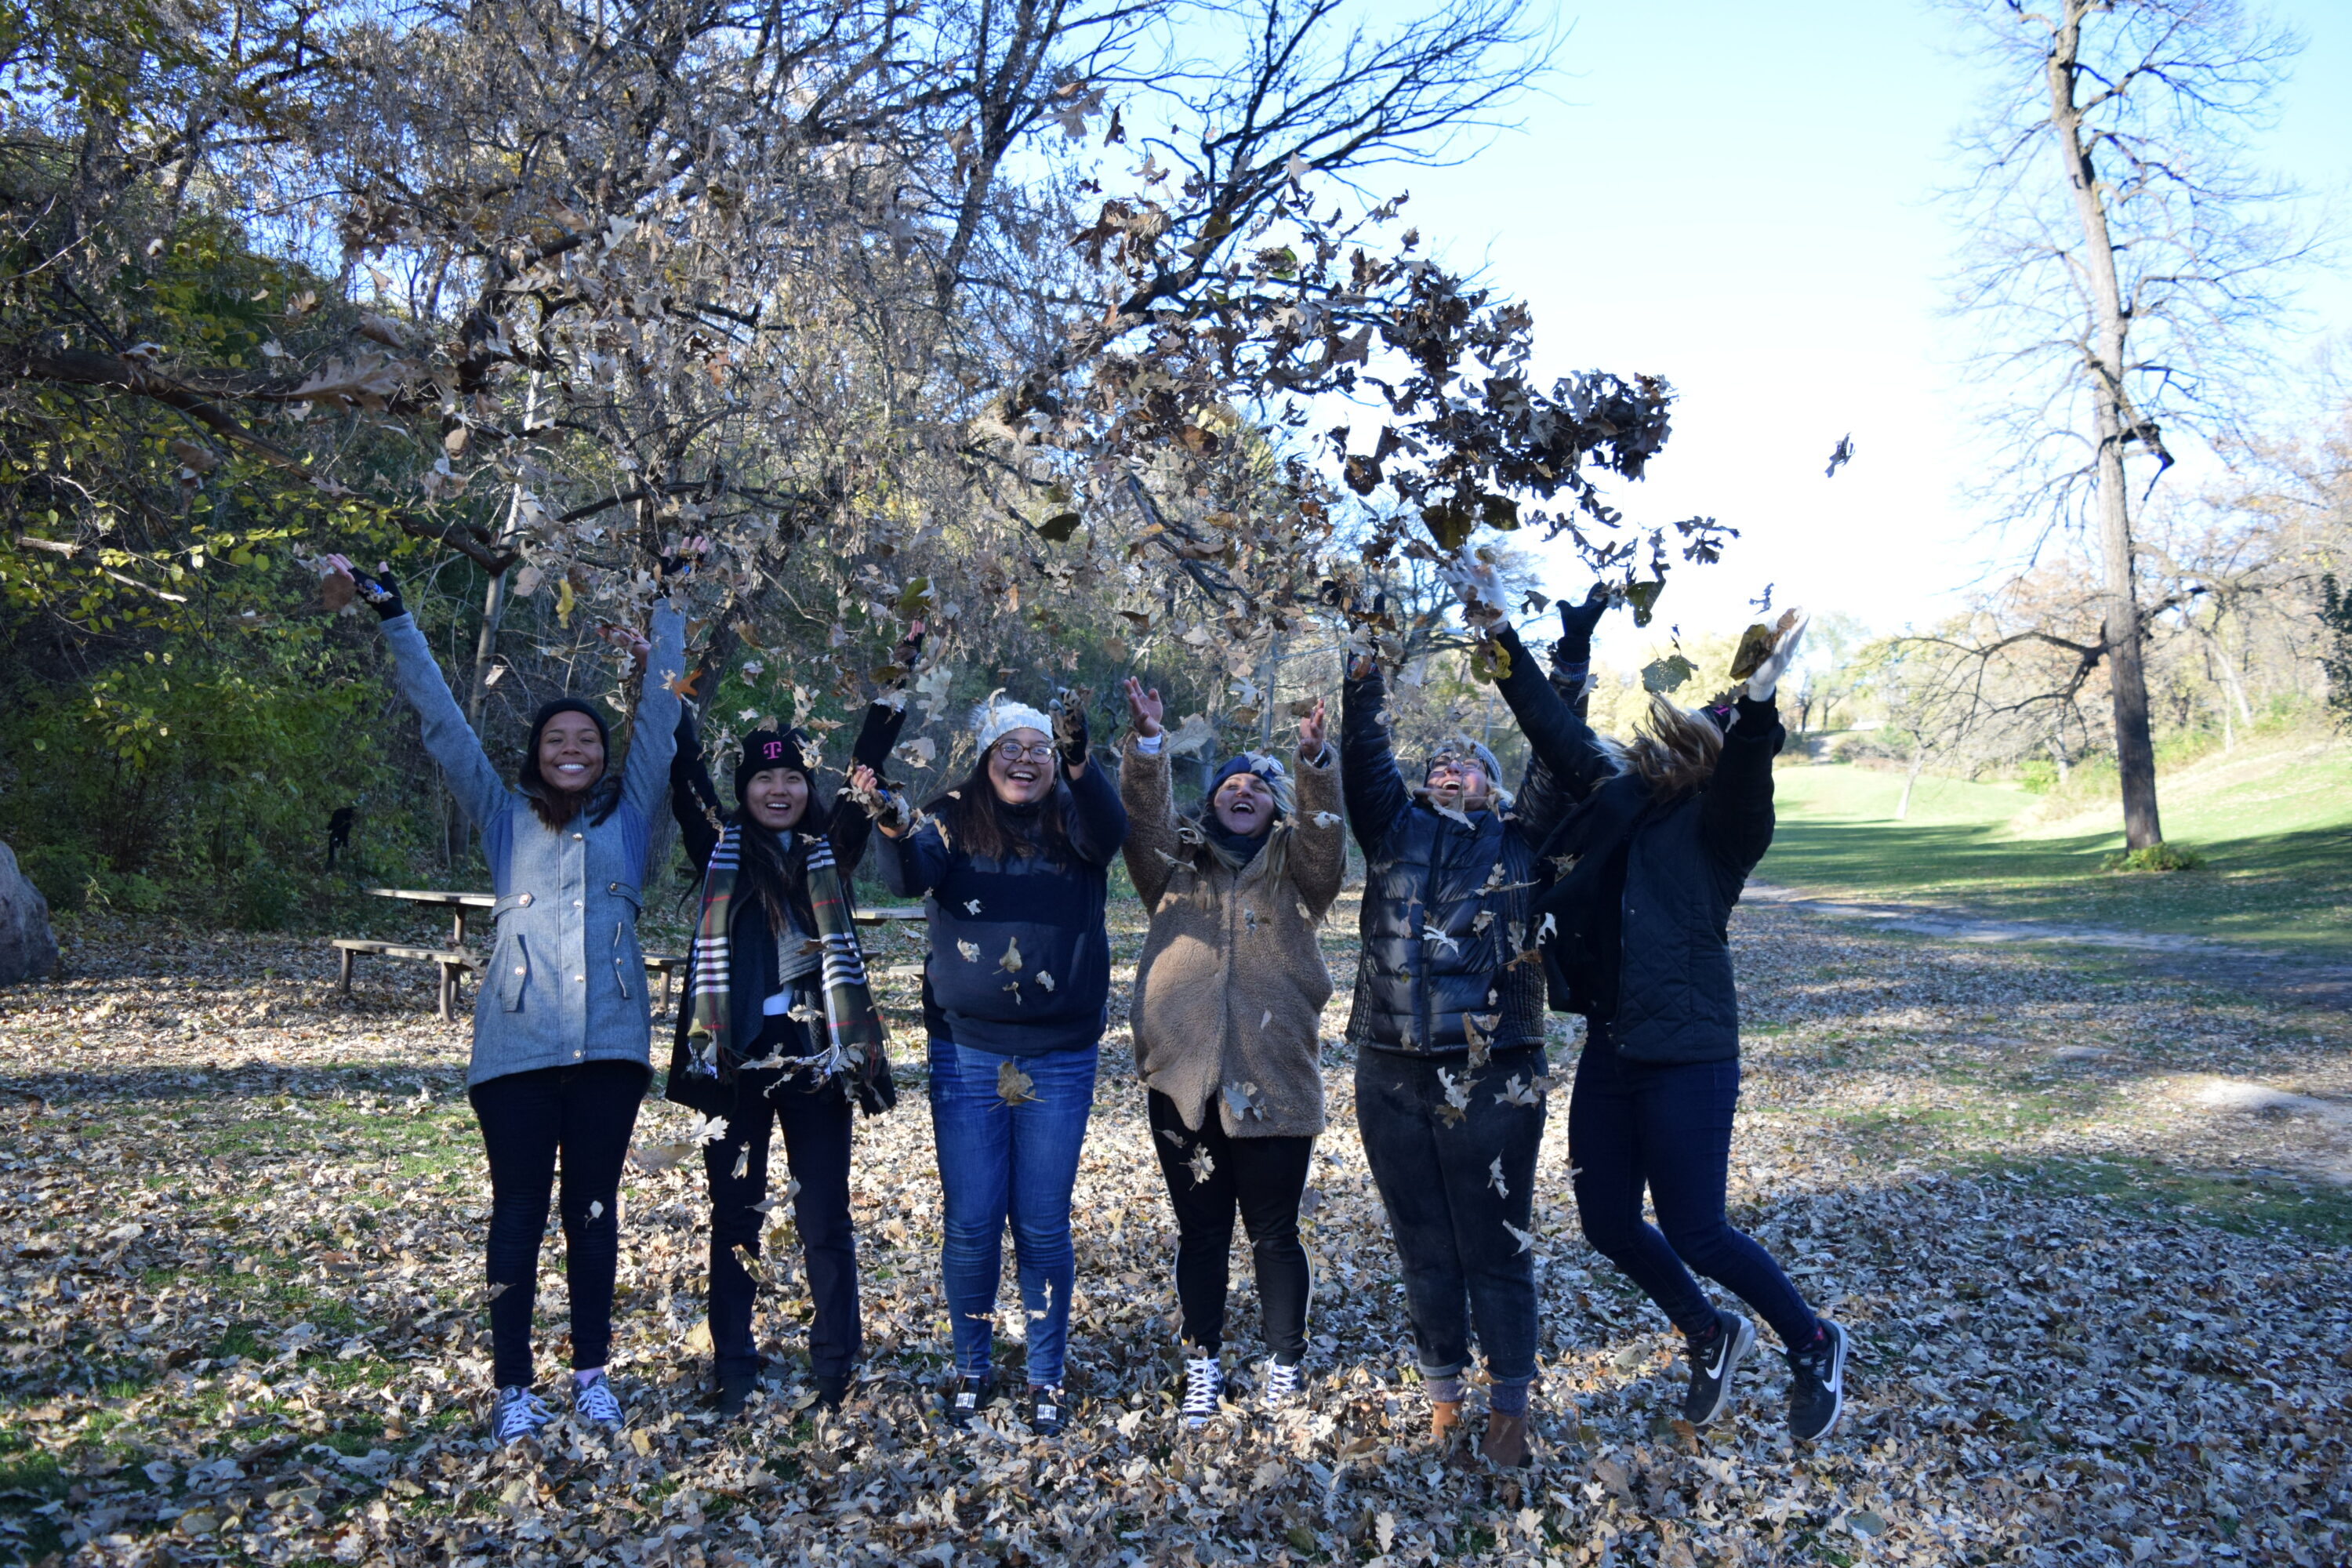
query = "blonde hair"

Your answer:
(1622, 693), (1722, 800)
